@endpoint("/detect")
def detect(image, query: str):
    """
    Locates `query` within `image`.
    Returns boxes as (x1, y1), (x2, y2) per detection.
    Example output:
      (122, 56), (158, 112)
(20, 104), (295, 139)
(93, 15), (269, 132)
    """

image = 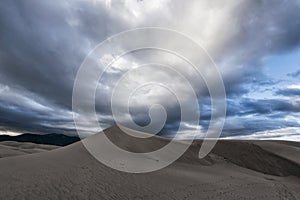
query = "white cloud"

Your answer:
(173, 123), (205, 140)
(224, 127), (300, 141)
(287, 84), (300, 89)
(0, 130), (22, 136)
